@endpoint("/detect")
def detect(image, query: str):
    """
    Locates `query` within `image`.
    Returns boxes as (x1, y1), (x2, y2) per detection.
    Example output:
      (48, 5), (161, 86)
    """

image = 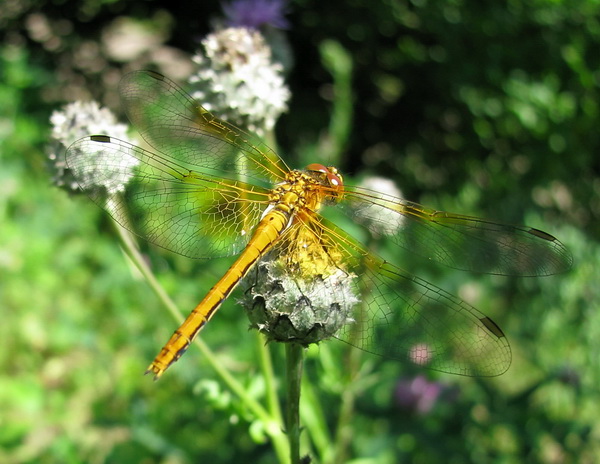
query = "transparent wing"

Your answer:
(65, 135), (271, 258)
(340, 184), (572, 276)
(119, 70), (289, 186)
(270, 212), (511, 377)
